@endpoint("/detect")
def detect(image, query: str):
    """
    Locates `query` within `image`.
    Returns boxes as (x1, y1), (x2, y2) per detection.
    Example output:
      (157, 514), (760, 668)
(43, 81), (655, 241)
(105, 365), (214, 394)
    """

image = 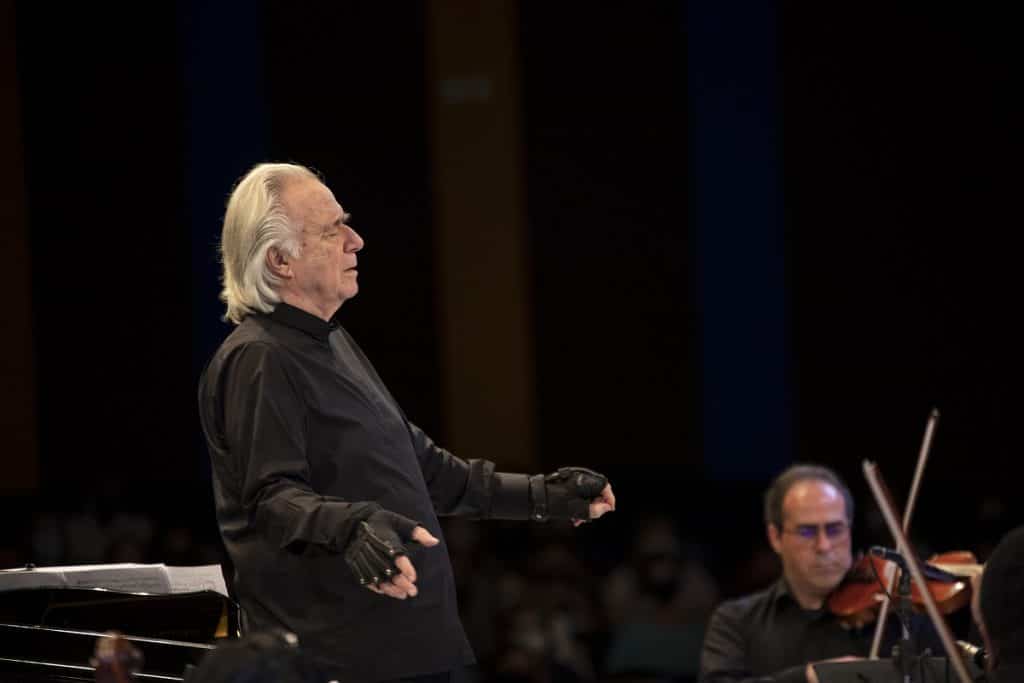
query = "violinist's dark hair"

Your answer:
(763, 464), (854, 529)
(979, 525), (1024, 667)
(184, 630), (323, 683)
